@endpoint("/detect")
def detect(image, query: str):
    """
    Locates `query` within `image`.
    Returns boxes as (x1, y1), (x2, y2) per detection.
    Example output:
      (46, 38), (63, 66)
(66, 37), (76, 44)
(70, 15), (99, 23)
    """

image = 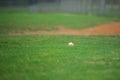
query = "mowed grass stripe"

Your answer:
(0, 35), (120, 80)
(0, 13), (115, 34)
